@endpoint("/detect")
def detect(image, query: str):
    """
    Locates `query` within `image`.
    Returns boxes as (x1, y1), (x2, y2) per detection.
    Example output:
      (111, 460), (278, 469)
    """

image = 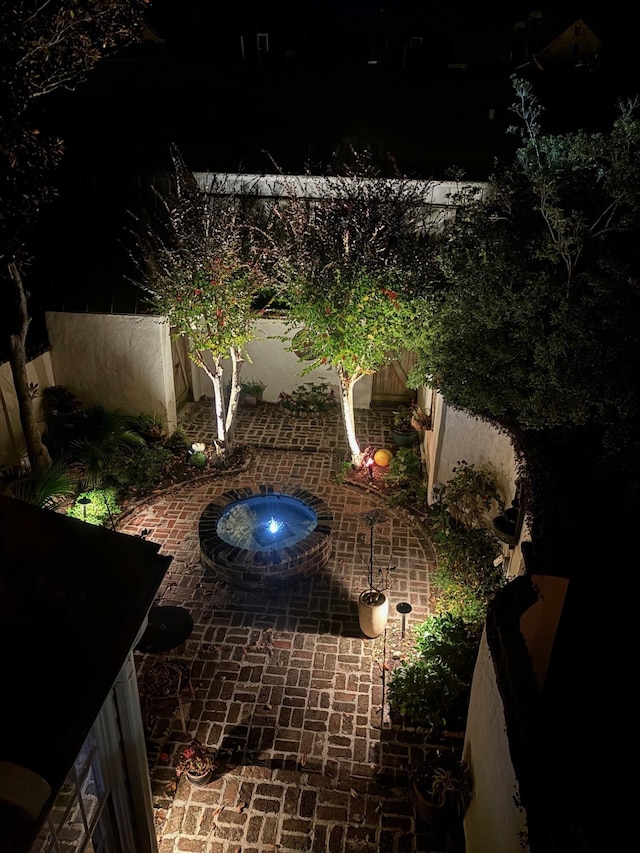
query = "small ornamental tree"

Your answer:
(273, 149), (433, 463)
(131, 150), (273, 458)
